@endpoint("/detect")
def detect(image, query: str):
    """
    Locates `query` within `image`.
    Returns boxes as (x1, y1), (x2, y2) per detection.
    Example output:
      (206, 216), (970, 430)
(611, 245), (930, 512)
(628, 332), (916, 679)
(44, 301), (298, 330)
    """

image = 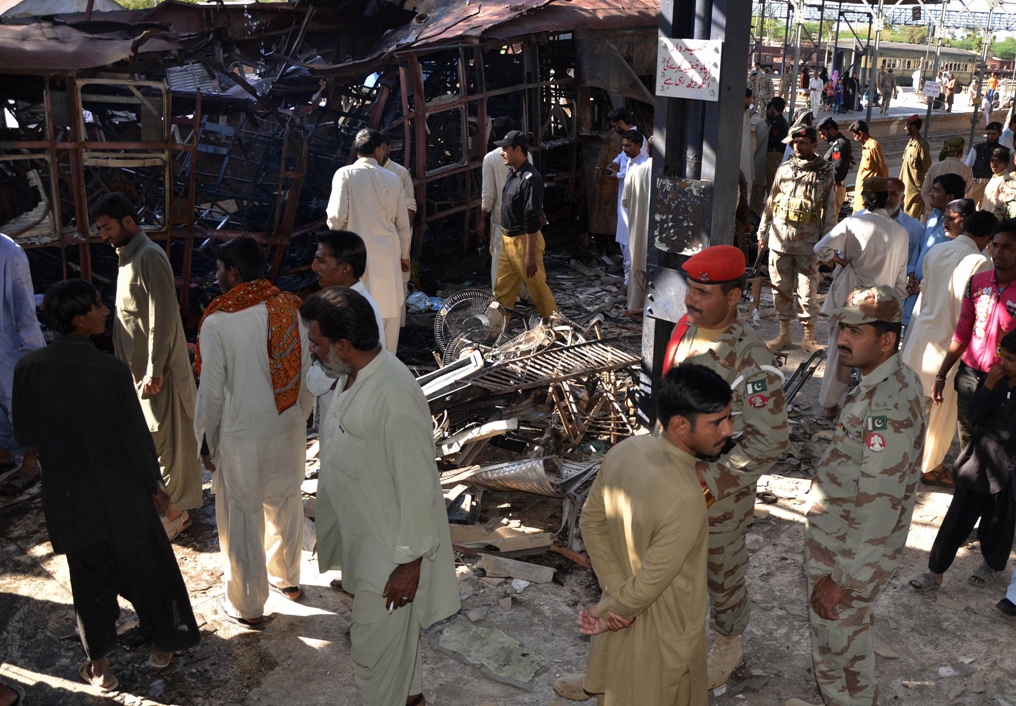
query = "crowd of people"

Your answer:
(0, 80), (1014, 706)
